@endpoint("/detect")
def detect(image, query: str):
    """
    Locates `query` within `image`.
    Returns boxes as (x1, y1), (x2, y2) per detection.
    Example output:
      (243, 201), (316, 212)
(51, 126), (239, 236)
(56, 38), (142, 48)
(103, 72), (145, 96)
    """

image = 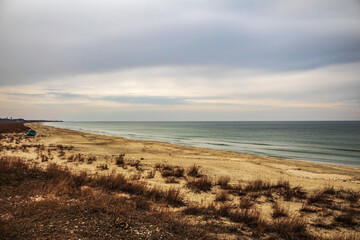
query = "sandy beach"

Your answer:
(27, 123), (360, 191)
(1, 122), (359, 239)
